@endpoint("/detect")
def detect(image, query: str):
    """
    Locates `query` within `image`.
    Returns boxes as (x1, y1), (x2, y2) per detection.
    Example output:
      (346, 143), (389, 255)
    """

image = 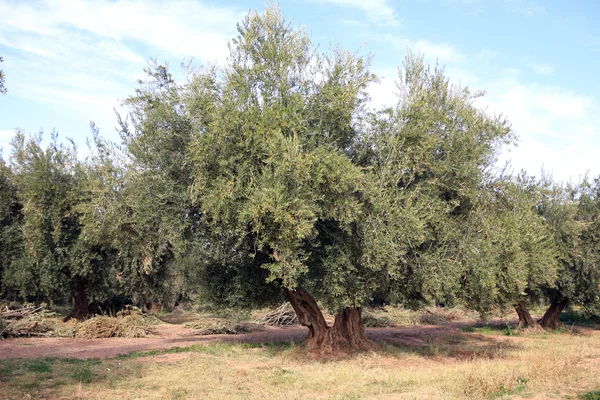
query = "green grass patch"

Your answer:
(71, 366), (97, 383)
(489, 377), (528, 398)
(460, 323), (516, 336)
(581, 390), (600, 400)
(25, 360), (52, 373)
(116, 341), (298, 360)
